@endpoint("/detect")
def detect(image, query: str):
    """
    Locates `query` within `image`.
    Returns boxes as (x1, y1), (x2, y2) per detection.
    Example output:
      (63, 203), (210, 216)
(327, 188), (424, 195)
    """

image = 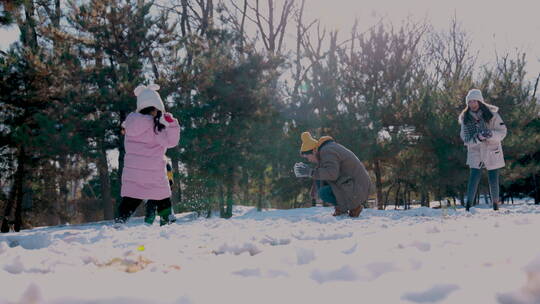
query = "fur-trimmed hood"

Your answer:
(458, 102), (499, 124)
